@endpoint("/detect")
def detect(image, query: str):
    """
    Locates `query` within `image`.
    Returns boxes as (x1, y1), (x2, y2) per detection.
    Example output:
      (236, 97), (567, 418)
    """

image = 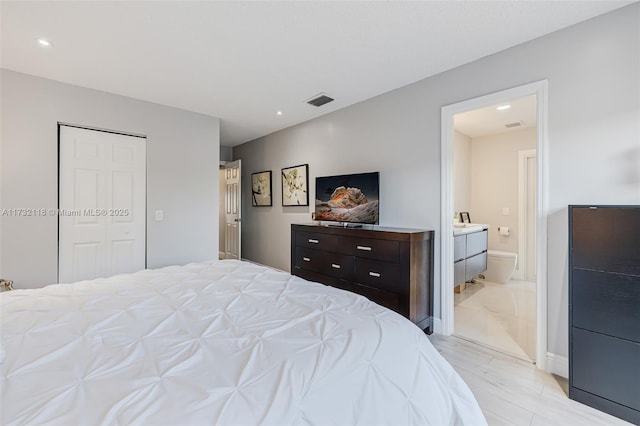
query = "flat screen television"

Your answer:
(314, 172), (379, 225)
